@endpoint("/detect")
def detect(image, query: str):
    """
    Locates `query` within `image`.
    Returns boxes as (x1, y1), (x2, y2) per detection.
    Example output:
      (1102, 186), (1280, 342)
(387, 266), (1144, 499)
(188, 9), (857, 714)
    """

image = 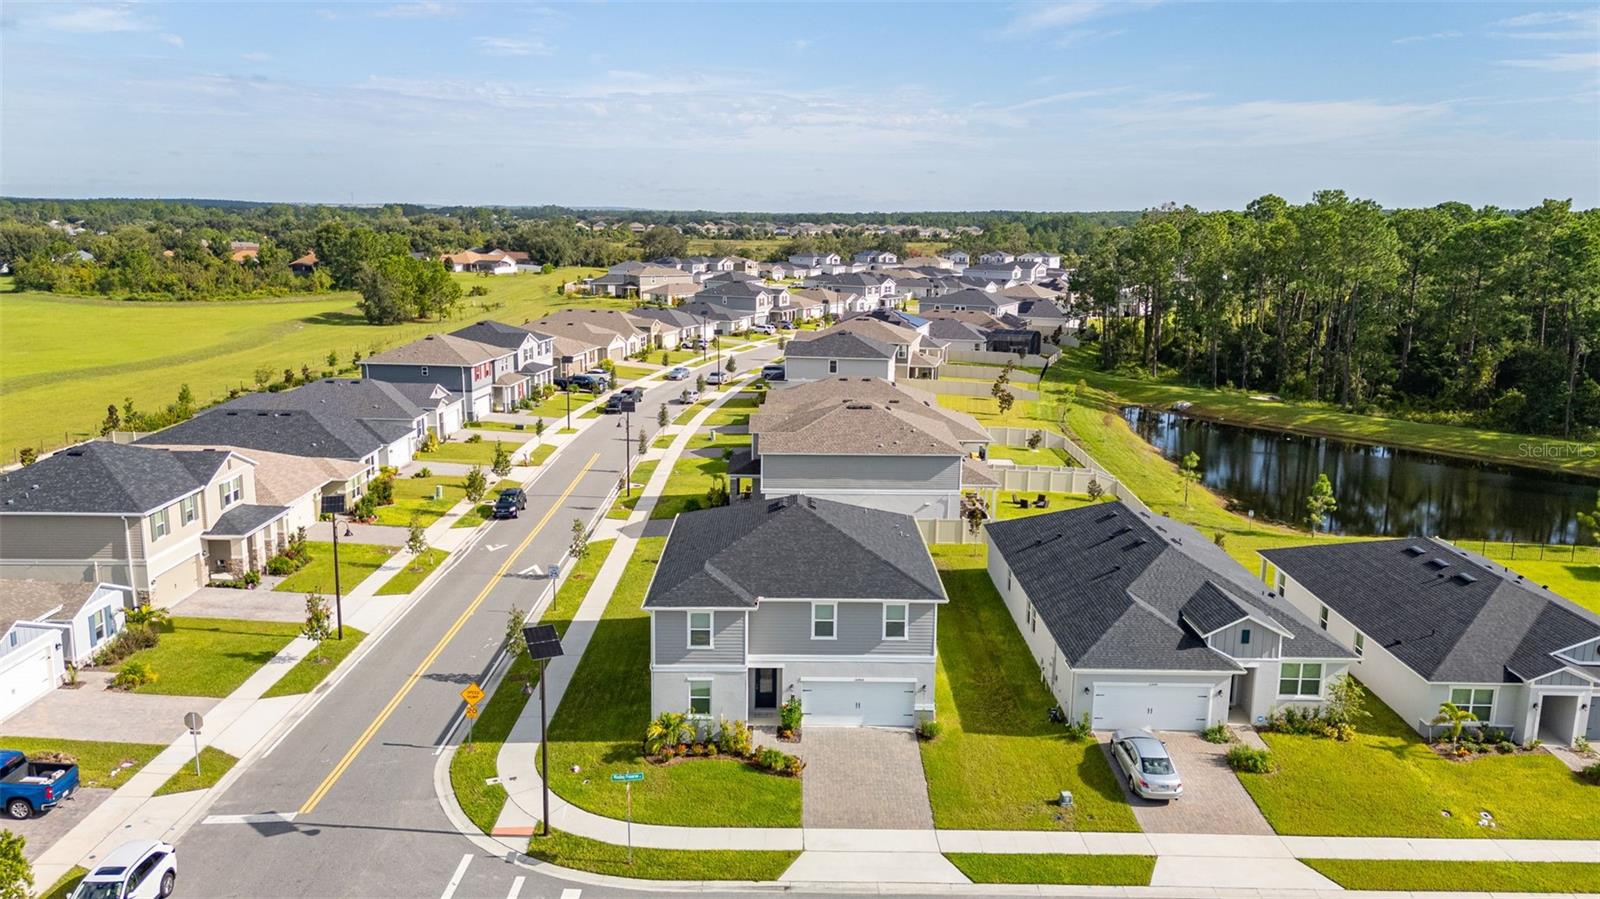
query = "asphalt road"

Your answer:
(175, 343), (789, 899)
